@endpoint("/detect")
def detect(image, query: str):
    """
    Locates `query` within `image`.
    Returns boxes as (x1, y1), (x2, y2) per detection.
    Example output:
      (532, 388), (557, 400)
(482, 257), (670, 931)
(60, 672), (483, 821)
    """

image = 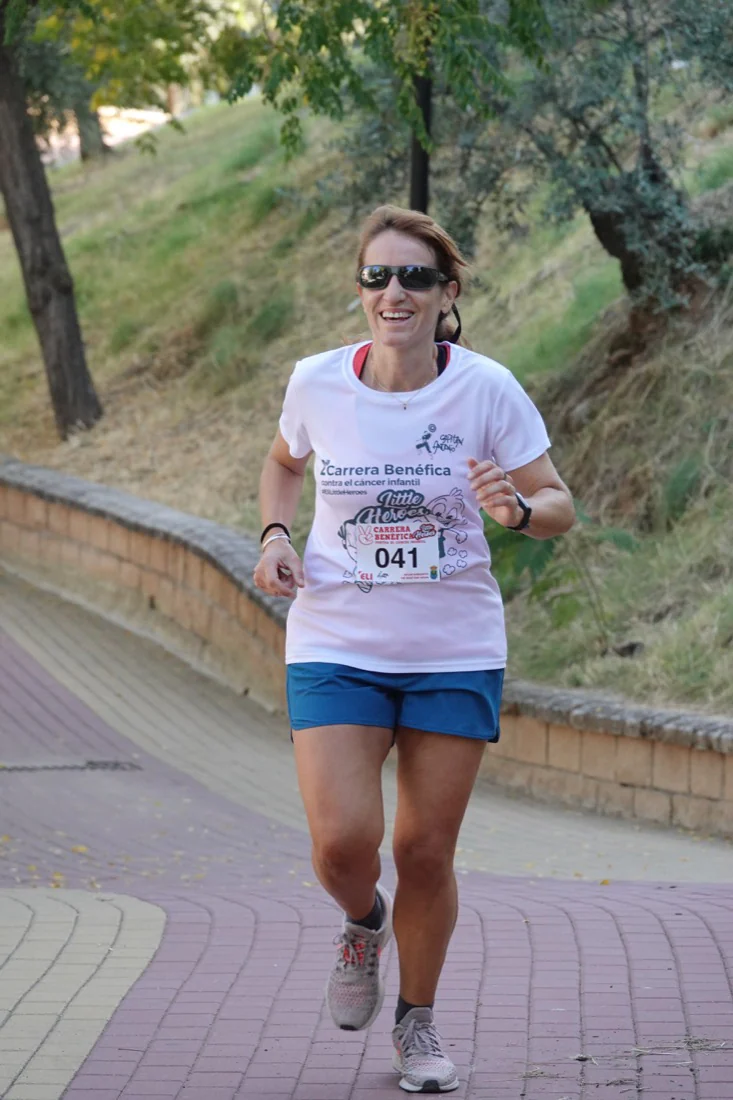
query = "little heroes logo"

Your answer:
(338, 488), (468, 593)
(416, 424), (464, 455)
